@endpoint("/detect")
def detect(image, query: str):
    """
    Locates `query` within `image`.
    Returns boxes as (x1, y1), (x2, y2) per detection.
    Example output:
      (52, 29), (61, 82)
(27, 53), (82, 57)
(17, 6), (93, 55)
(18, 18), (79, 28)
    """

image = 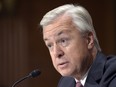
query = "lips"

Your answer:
(58, 61), (69, 69)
